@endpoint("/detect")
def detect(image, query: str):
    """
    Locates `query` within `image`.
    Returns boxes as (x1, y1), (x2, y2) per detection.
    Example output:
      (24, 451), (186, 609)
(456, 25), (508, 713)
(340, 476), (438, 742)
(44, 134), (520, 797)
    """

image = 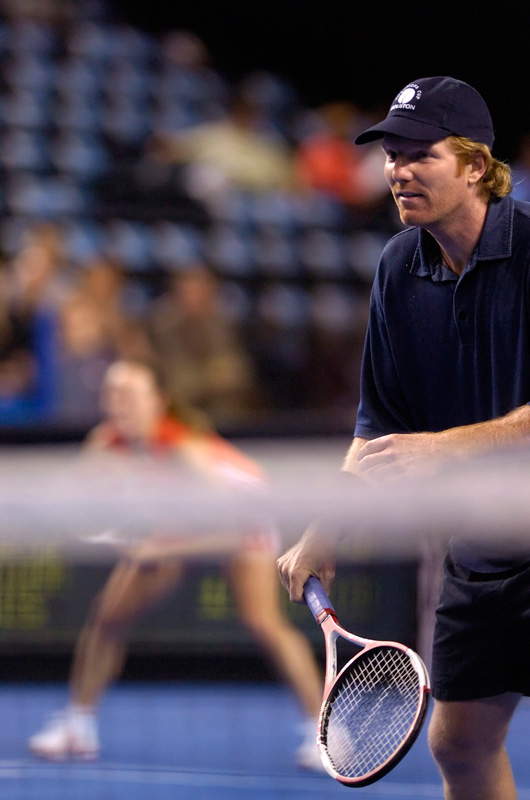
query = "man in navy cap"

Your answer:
(278, 76), (530, 799)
